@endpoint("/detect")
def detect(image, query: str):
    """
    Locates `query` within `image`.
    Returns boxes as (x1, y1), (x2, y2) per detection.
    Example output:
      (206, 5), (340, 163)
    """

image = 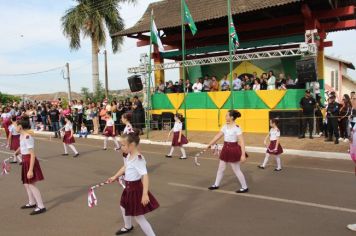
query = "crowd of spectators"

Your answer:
(0, 96), (145, 138)
(155, 71), (300, 94)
